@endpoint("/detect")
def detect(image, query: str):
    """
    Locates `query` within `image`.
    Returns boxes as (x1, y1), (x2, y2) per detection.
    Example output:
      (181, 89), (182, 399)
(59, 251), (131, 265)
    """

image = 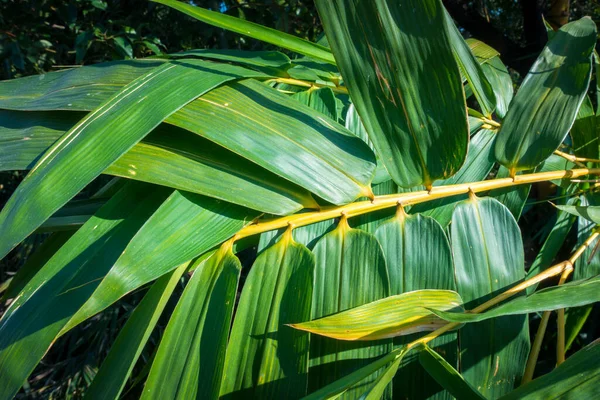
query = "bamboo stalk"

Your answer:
(237, 168), (600, 239)
(522, 311), (552, 384)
